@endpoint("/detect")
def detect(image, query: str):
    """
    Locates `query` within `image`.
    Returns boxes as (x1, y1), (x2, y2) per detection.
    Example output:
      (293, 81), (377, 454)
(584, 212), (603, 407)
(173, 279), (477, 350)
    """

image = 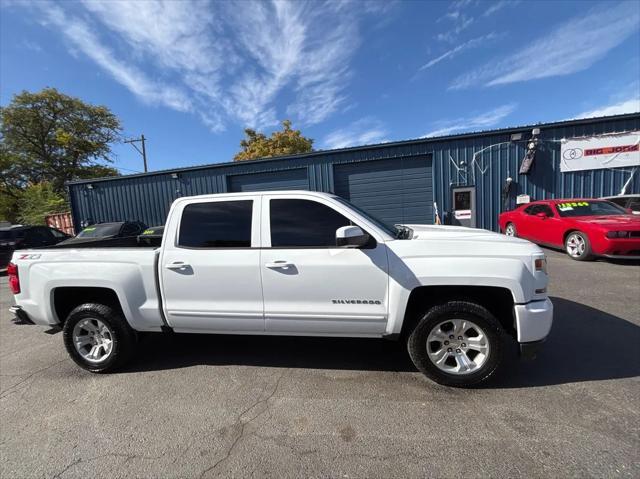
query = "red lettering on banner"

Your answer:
(584, 144), (639, 156)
